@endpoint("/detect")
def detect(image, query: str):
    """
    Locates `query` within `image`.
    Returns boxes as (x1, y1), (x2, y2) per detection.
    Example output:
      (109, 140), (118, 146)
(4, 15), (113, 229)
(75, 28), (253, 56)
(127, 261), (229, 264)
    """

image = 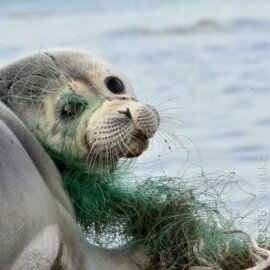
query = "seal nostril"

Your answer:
(118, 107), (132, 120)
